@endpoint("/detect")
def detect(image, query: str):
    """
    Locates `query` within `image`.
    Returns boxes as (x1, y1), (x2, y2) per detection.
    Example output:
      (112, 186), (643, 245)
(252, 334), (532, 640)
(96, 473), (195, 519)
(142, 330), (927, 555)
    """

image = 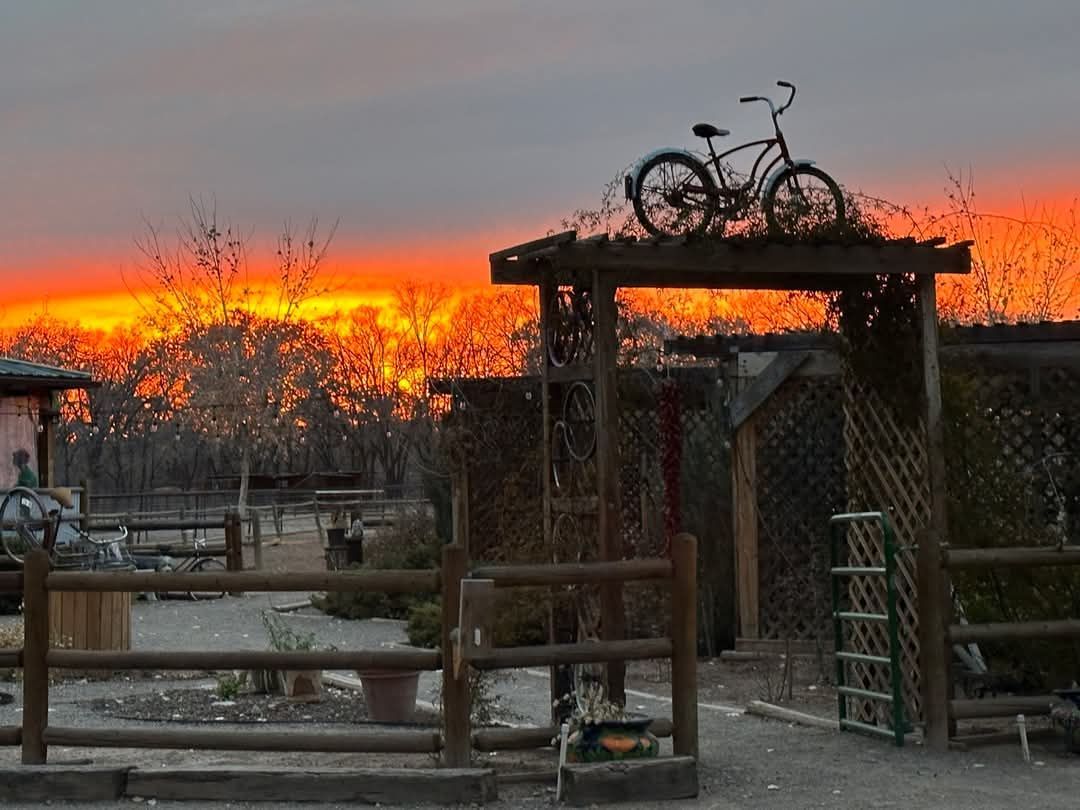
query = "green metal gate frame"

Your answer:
(829, 511), (906, 747)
